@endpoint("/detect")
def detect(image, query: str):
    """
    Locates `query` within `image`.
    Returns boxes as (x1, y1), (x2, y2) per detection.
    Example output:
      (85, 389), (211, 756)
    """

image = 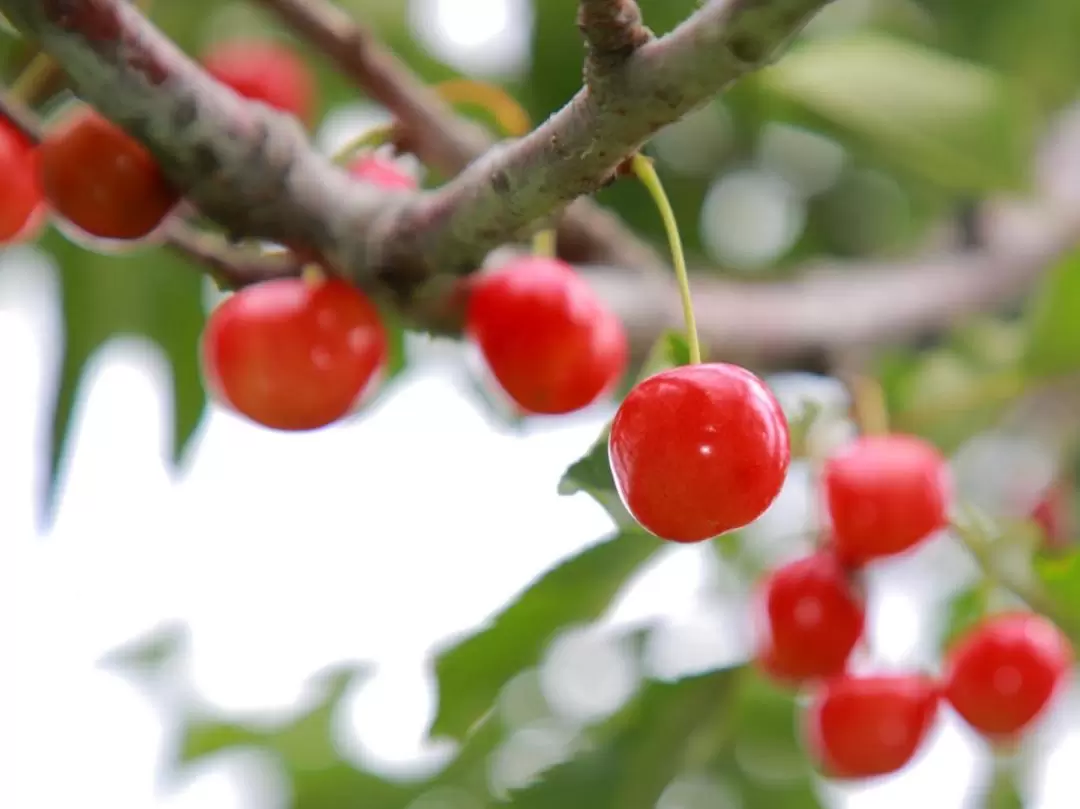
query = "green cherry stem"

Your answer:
(630, 153), (702, 365)
(331, 122), (397, 167)
(532, 228), (557, 258)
